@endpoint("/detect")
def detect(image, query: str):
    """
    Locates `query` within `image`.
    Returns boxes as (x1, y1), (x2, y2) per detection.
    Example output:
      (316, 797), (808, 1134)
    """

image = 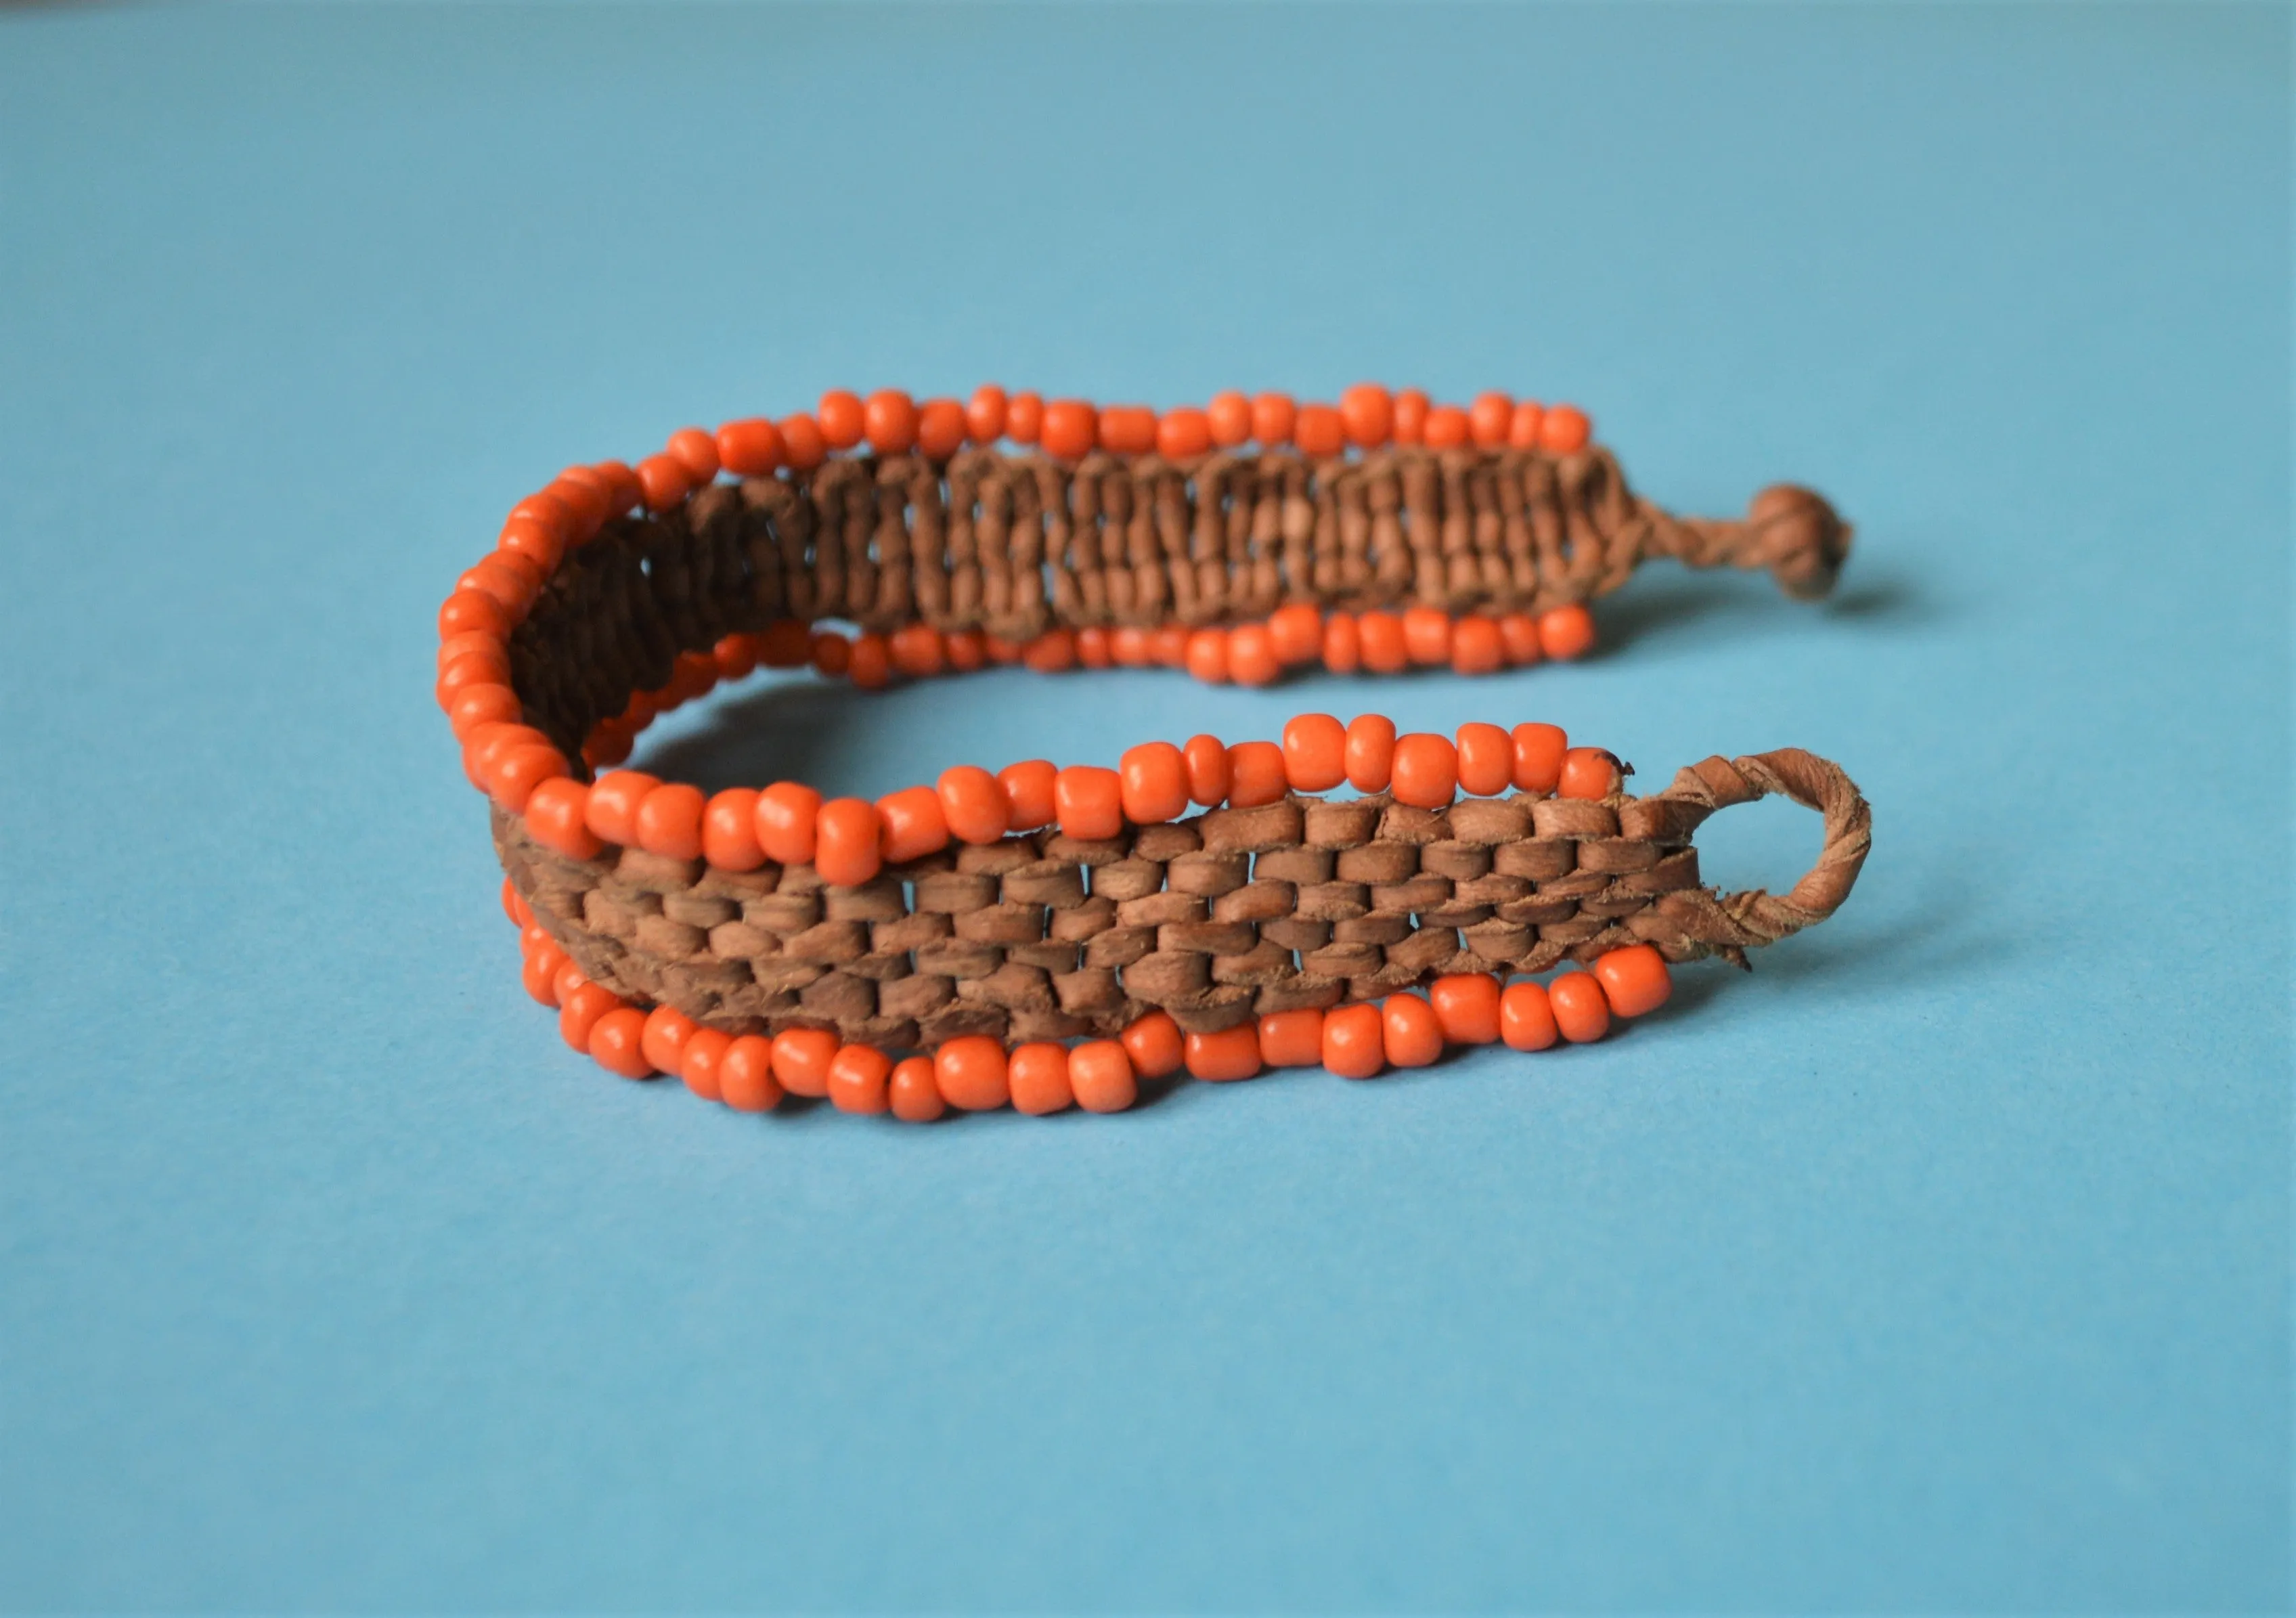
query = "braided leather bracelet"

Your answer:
(445, 384), (1872, 1120)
